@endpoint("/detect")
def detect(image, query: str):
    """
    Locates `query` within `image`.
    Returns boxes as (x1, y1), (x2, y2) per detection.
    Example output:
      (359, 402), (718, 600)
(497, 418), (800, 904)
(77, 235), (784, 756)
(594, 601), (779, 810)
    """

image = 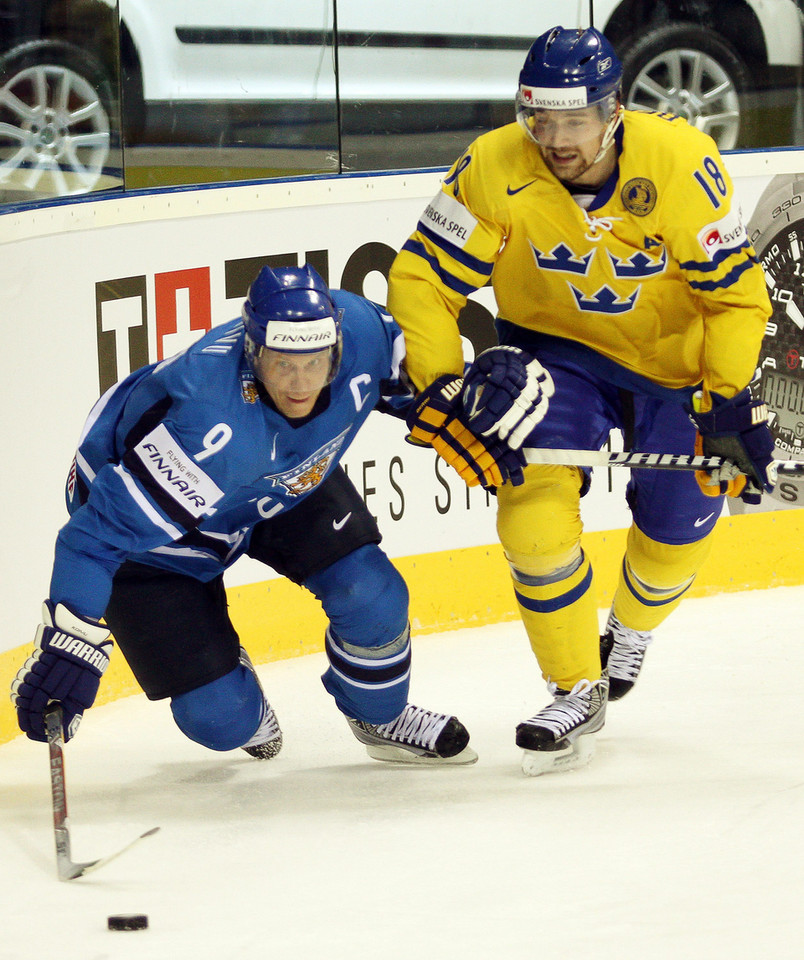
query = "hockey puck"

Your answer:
(107, 914), (149, 931)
